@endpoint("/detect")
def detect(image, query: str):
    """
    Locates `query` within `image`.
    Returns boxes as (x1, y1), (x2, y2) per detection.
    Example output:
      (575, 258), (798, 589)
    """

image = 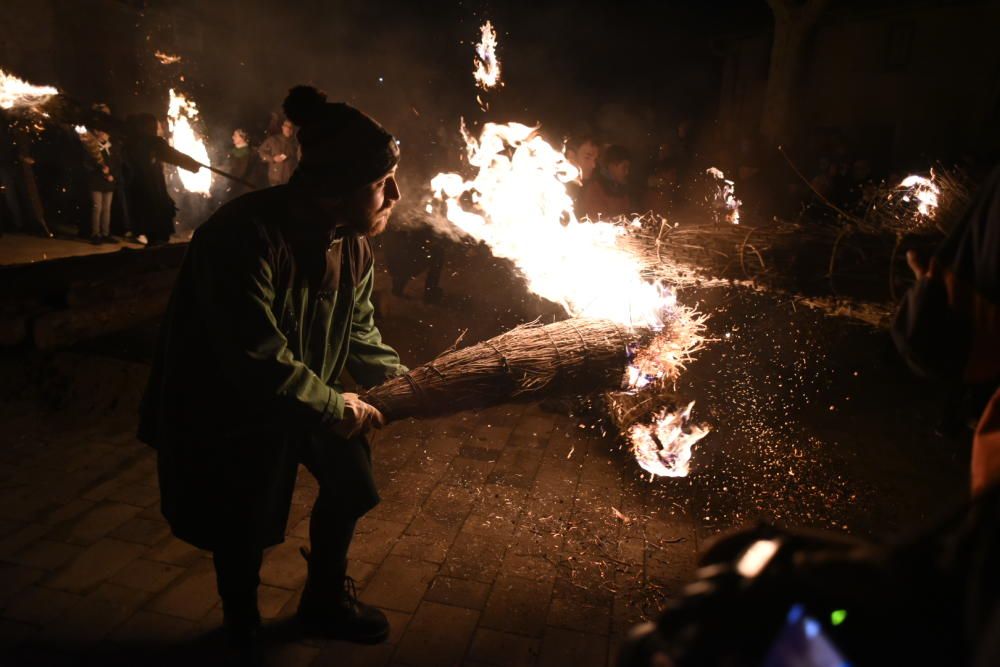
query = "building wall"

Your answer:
(720, 0), (1000, 167)
(0, 0), (150, 115)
